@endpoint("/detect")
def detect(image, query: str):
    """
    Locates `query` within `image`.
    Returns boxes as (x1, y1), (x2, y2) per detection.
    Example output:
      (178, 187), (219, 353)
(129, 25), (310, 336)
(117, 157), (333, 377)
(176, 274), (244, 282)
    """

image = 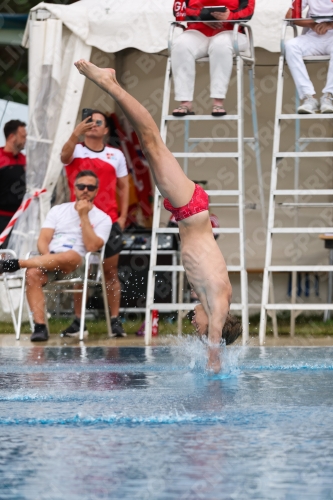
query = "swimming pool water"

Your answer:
(1, 342), (333, 499)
